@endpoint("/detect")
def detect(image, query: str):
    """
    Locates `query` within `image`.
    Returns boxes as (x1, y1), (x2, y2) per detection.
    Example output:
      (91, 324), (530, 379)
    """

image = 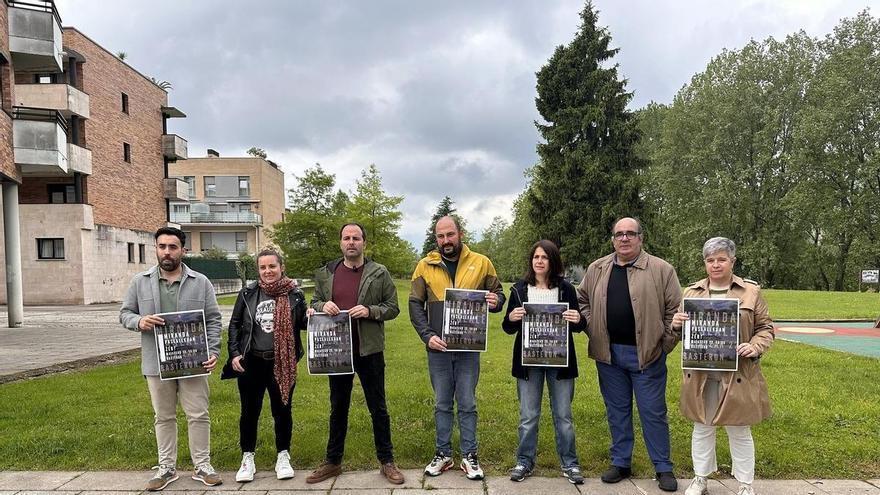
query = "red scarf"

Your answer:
(259, 276), (297, 405)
